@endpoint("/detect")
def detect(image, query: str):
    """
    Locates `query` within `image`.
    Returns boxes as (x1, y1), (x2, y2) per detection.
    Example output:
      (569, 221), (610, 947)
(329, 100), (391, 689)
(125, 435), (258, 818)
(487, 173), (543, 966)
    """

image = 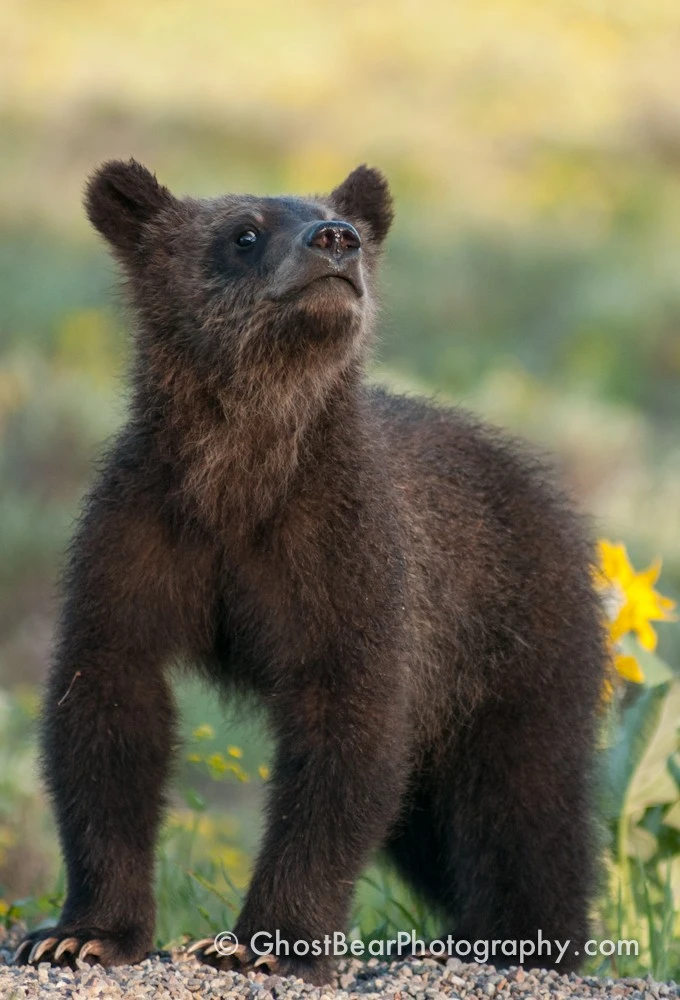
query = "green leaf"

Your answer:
(627, 823), (657, 862)
(186, 870), (237, 911)
(624, 681), (680, 822)
(603, 683), (668, 821)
